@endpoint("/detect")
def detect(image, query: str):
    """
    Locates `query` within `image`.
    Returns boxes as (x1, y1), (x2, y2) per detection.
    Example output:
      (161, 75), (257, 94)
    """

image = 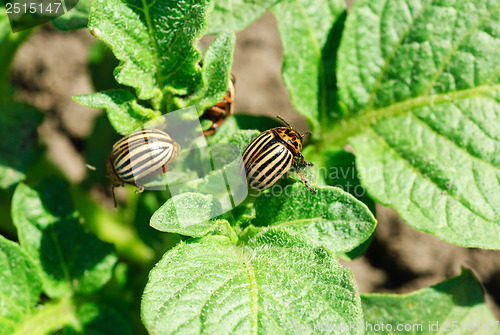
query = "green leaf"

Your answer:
(71, 186), (156, 265)
(63, 303), (132, 335)
(301, 146), (376, 259)
(232, 202), (256, 227)
(8, 296), (78, 335)
(146, 125), (254, 227)
(149, 128), (254, 236)
(337, 0), (500, 113)
(362, 269), (500, 335)
(0, 235), (42, 334)
(185, 32), (235, 112)
(150, 192), (222, 237)
(206, 114), (283, 144)
(88, 0), (212, 108)
(142, 229), (363, 334)
(209, 128), (260, 153)
(0, 10), (31, 99)
(351, 101), (500, 249)
(0, 102), (43, 190)
(272, 0), (346, 133)
(252, 183), (376, 253)
(88, 42), (124, 92)
(206, 0), (278, 34)
(11, 177), (117, 298)
(73, 90), (159, 135)
(52, 0), (92, 31)
(333, 0), (500, 248)
(231, 114), (284, 131)
(322, 148), (376, 215)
